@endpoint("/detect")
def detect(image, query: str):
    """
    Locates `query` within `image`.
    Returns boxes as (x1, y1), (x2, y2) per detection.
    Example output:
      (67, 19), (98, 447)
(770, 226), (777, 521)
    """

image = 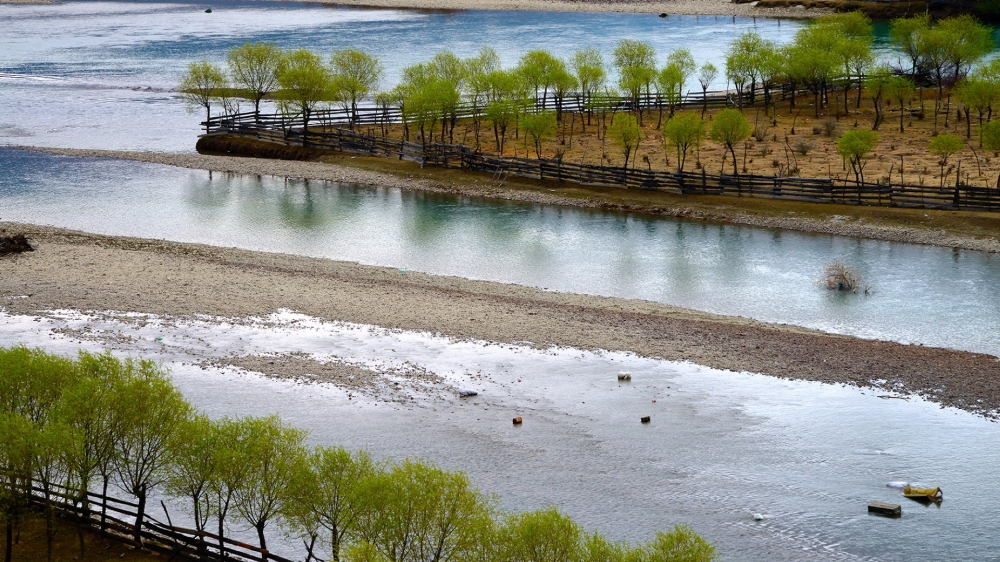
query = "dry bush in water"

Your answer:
(822, 260), (869, 294)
